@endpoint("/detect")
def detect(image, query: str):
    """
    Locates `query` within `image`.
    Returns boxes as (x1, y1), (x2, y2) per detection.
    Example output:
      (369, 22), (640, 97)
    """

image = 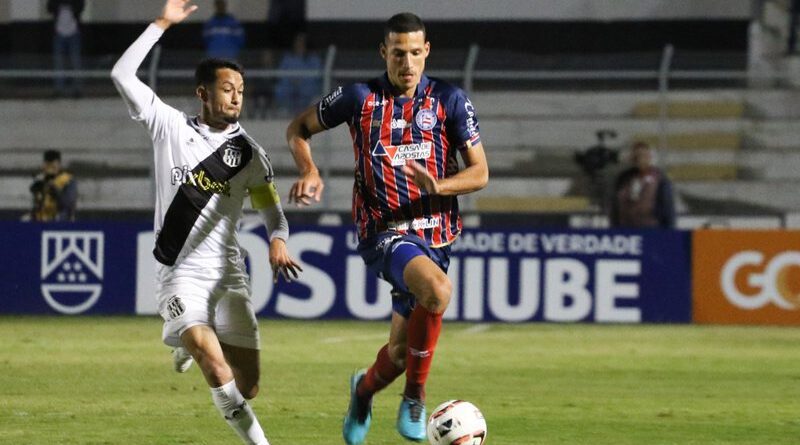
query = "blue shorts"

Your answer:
(358, 232), (451, 318)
